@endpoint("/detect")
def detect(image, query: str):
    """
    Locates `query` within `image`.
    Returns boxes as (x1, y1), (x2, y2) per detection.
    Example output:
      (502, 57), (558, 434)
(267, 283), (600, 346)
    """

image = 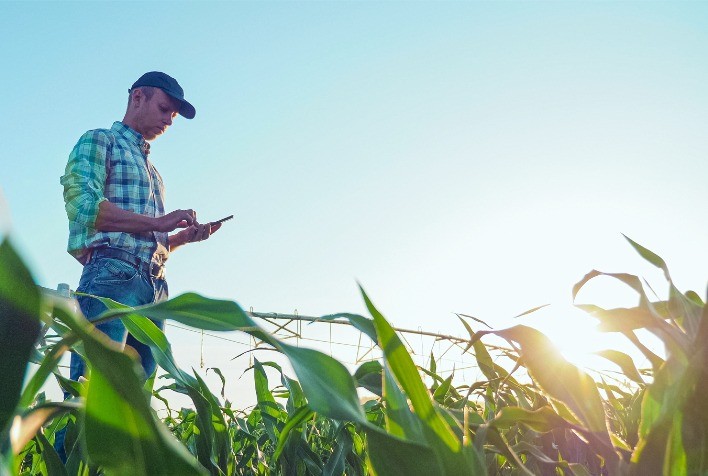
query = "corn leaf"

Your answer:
(50, 301), (206, 476)
(491, 406), (570, 433)
(96, 292), (262, 332)
(362, 287), (487, 475)
(594, 349), (645, 385)
(474, 325), (618, 467)
(0, 239), (42, 440)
